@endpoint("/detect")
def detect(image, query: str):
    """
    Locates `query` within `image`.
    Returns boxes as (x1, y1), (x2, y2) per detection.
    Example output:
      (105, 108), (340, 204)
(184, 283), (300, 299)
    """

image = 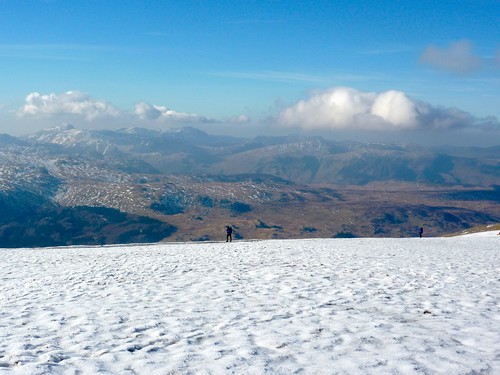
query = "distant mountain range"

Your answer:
(0, 124), (498, 247)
